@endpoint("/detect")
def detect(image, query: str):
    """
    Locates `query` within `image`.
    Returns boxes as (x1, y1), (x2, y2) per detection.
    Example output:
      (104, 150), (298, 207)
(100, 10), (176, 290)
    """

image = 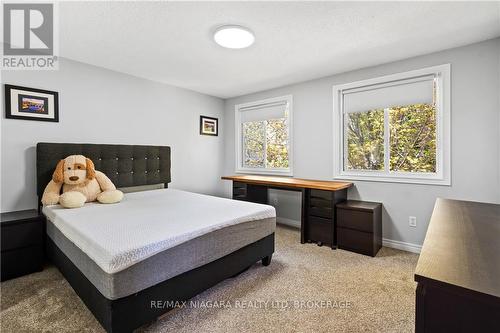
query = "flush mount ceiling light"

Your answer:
(213, 25), (255, 49)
